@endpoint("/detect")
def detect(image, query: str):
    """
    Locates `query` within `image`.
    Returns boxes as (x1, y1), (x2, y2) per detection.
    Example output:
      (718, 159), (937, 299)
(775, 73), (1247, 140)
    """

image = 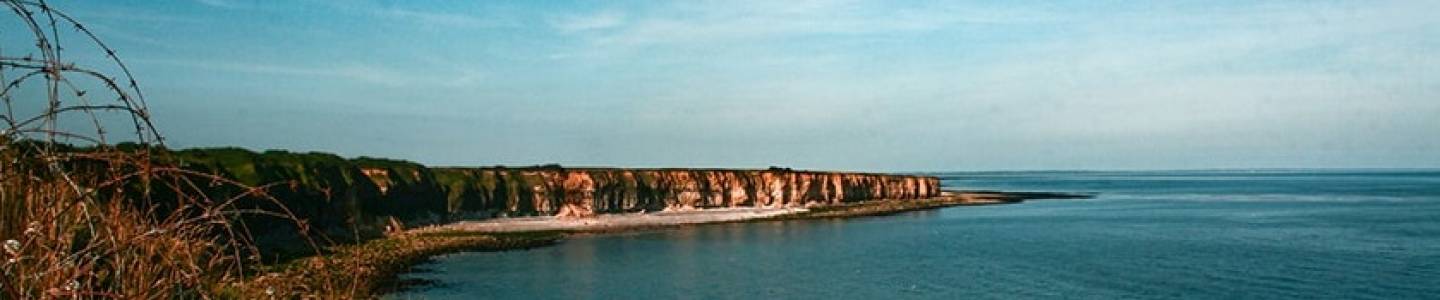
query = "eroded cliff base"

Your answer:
(417, 190), (1090, 234)
(419, 167), (942, 218)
